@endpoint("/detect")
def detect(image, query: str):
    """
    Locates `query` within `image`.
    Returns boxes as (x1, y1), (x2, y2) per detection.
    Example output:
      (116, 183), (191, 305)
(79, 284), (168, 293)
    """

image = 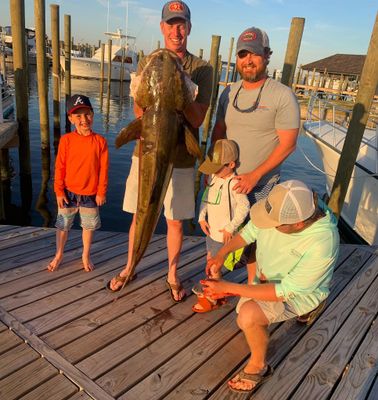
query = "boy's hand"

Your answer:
(96, 195), (106, 206)
(220, 229), (232, 244)
(206, 254), (225, 278)
(57, 195), (68, 209)
(199, 220), (210, 236)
